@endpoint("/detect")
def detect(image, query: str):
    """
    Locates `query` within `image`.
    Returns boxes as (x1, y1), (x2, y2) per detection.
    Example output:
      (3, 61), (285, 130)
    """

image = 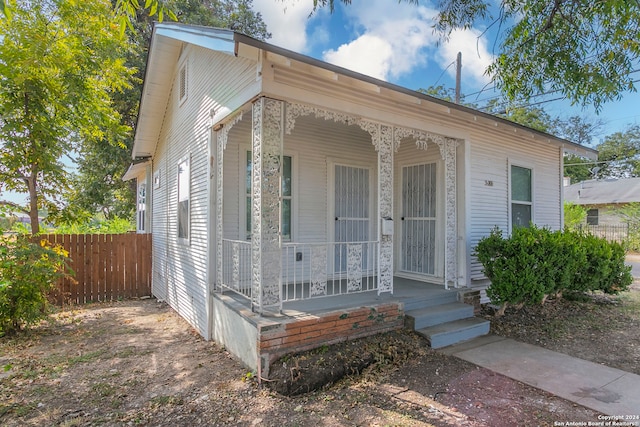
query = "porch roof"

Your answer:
(131, 23), (598, 162)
